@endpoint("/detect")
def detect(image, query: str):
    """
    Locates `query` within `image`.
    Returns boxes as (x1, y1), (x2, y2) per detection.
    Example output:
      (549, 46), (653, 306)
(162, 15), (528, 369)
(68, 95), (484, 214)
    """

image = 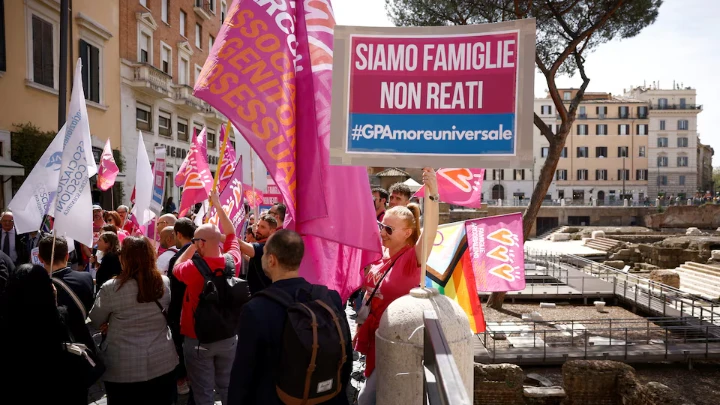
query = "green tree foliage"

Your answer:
(386, 0), (661, 308)
(10, 122), (55, 194)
